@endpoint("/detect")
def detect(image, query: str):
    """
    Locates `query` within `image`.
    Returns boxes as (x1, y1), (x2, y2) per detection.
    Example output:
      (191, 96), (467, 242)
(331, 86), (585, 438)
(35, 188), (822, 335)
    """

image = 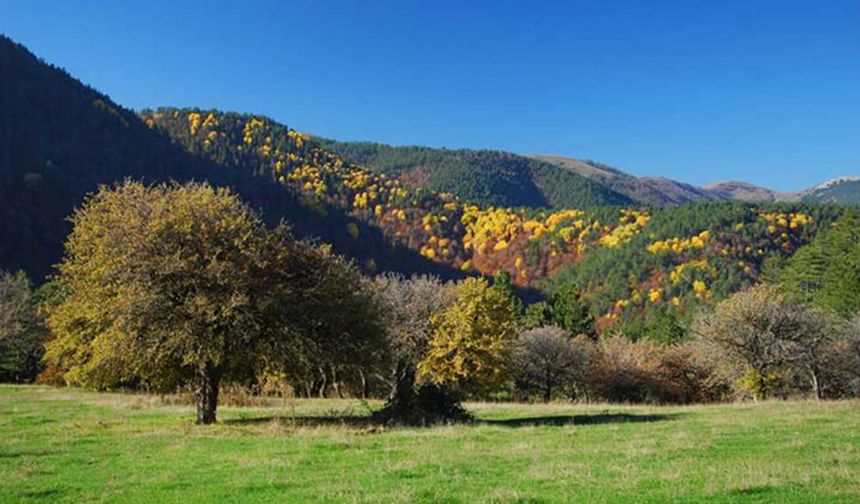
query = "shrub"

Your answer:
(694, 284), (843, 400)
(512, 326), (589, 402)
(589, 337), (731, 404)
